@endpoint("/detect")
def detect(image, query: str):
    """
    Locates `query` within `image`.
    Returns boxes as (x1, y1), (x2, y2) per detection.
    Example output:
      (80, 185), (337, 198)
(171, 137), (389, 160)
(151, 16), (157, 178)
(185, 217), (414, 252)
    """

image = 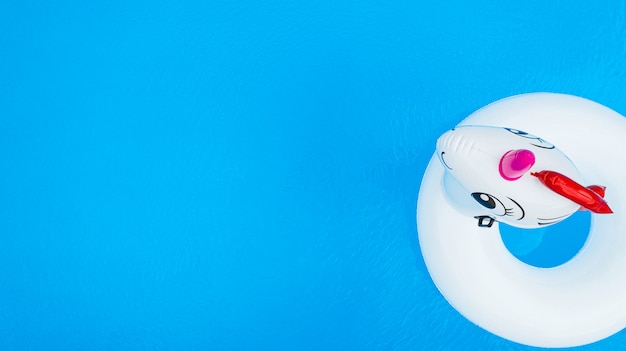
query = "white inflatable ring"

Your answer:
(417, 93), (626, 348)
